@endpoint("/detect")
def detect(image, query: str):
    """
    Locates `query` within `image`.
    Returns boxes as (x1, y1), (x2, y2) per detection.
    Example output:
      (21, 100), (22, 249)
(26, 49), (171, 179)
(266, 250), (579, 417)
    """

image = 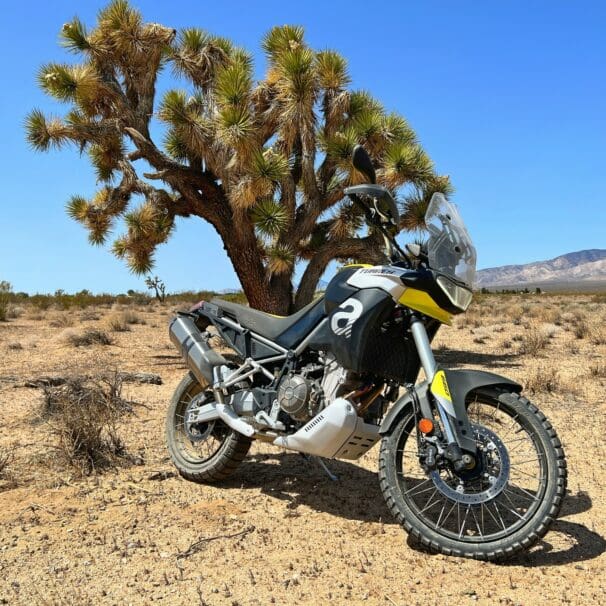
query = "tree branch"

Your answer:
(294, 232), (384, 310)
